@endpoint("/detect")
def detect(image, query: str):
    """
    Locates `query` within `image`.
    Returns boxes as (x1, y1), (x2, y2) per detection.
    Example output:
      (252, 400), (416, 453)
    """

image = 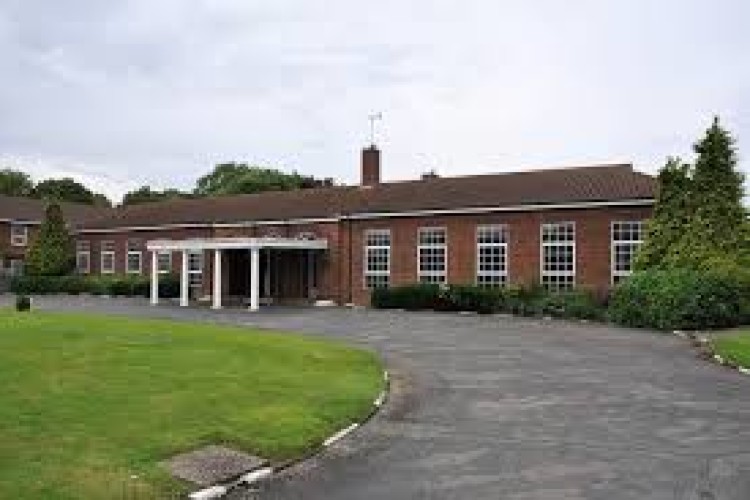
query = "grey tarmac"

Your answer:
(7, 295), (750, 500)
